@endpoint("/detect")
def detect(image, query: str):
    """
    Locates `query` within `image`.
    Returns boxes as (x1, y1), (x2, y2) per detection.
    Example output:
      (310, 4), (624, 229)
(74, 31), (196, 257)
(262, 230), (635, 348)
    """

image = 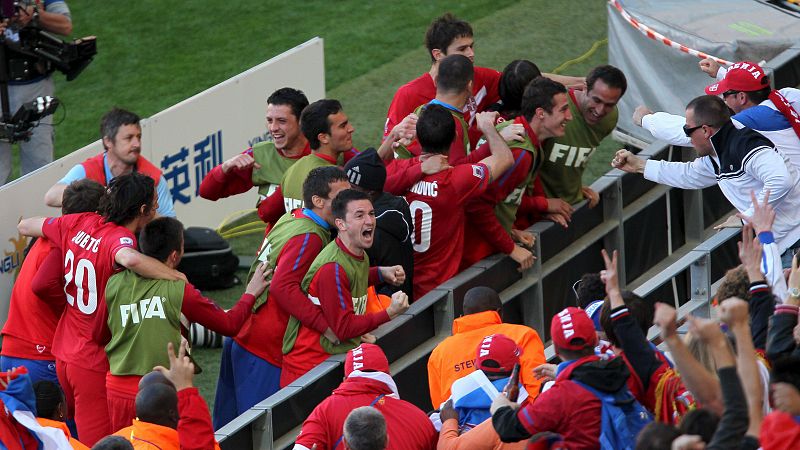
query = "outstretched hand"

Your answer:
(737, 190), (774, 234)
(153, 340), (195, 391)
